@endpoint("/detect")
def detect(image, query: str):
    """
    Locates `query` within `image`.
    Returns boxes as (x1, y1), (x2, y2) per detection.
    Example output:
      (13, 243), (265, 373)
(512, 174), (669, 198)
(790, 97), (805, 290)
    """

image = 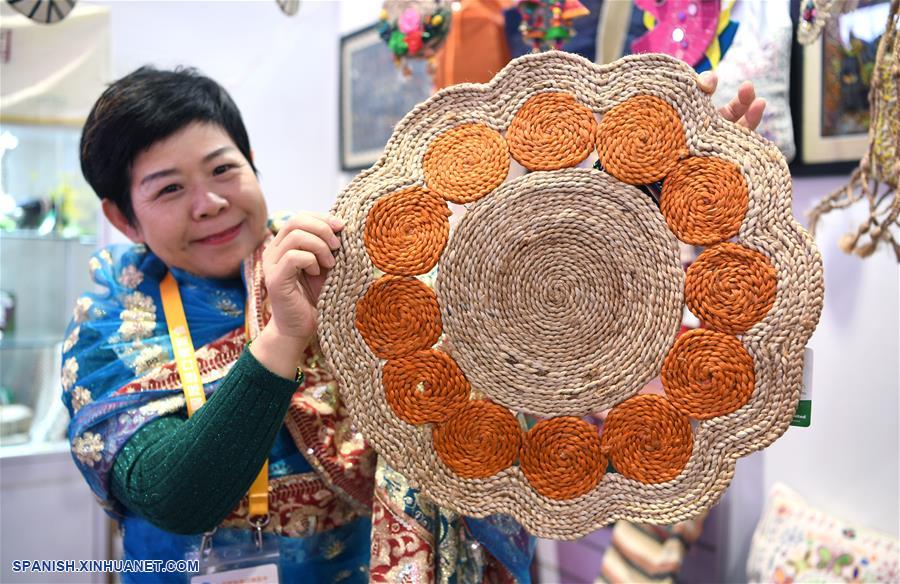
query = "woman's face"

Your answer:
(114, 122), (269, 279)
